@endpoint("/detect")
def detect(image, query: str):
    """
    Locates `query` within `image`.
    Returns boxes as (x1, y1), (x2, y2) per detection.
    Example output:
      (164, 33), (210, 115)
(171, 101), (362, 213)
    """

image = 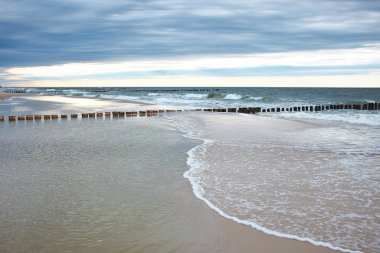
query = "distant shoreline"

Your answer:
(0, 91), (152, 106)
